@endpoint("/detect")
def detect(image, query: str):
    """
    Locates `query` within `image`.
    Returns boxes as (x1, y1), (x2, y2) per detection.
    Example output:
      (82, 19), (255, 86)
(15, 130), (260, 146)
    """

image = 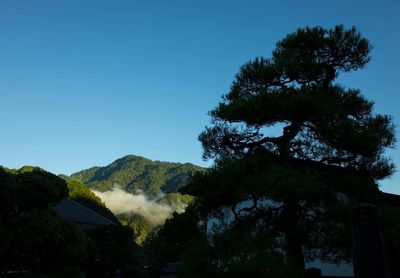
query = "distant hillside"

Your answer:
(70, 155), (203, 196)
